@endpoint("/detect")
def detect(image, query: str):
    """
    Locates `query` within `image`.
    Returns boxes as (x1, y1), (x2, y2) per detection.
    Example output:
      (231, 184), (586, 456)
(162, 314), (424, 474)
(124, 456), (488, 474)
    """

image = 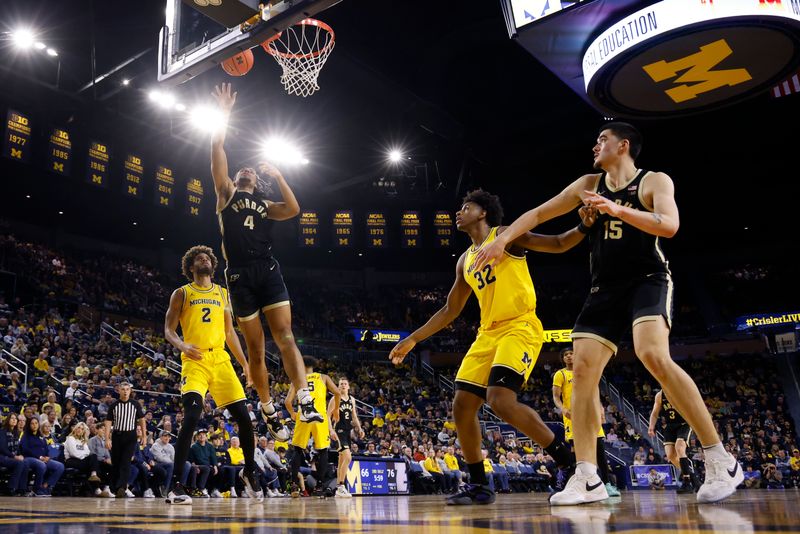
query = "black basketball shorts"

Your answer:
(225, 258), (291, 321)
(335, 428), (352, 453)
(662, 423), (692, 446)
